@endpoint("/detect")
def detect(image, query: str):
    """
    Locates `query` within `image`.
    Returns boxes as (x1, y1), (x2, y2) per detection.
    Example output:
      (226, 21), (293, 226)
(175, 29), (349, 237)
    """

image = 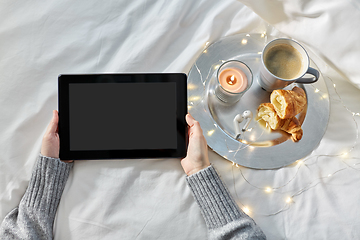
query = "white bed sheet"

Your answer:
(1, 0), (360, 239)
